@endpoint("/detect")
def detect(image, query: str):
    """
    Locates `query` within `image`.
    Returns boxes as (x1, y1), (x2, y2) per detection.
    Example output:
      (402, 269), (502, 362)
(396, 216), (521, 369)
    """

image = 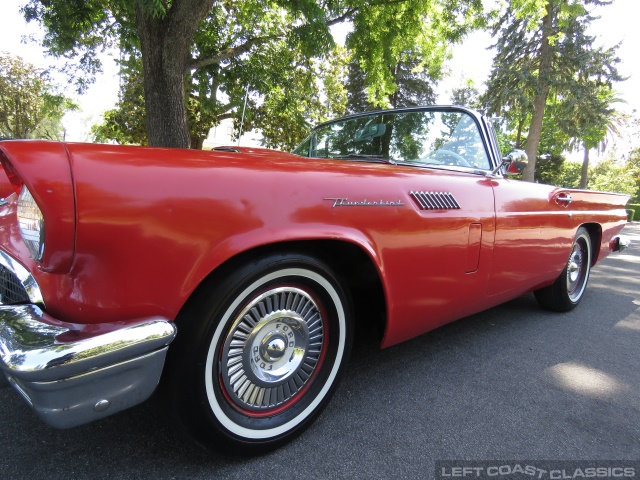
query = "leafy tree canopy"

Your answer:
(0, 51), (77, 140)
(23, 0), (486, 149)
(481, 0), (622, 181)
